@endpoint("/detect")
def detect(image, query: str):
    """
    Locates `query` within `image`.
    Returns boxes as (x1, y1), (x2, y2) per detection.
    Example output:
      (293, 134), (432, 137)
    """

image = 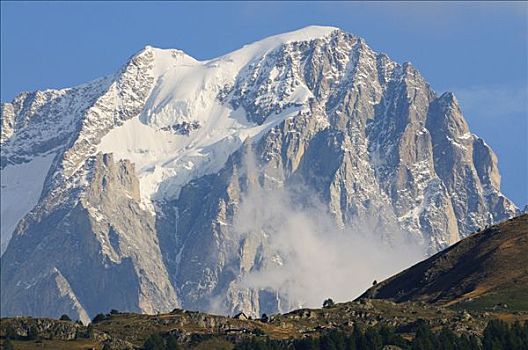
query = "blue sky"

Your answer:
(1, 1), (527, 207)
